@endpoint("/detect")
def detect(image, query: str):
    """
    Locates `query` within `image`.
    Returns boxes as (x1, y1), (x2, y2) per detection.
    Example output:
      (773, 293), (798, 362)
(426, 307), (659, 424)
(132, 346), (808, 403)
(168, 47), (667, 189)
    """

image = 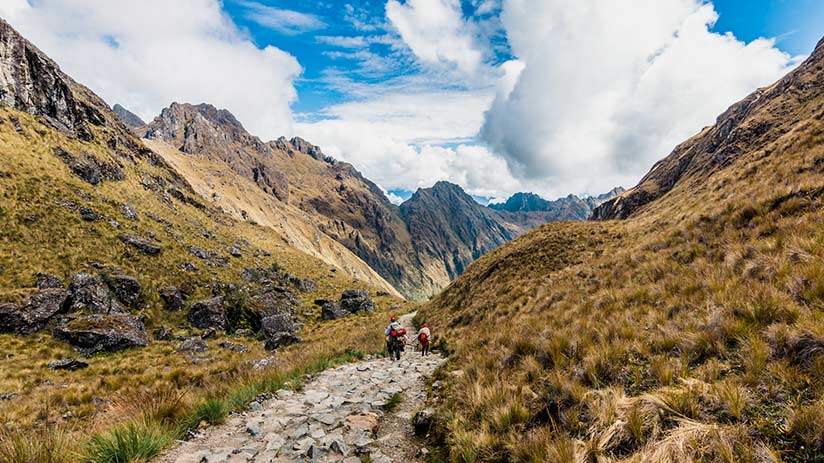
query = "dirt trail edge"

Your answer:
(156, 312), (443, 463)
